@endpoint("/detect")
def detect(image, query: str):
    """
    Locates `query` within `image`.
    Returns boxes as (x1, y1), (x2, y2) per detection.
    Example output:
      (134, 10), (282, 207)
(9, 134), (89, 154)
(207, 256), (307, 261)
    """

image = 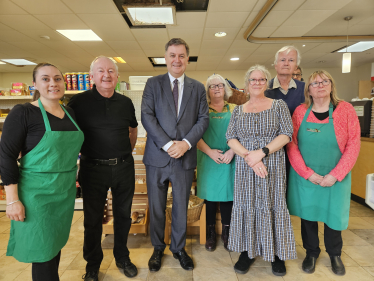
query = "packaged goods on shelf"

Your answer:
(132, 139), (146, 155)
(12, 83), (27, 90)
(10, 89), (25, 96)
(65, 72), (92, 91)
(0, 109), (10, 117)
(29, 86), (36, 96)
